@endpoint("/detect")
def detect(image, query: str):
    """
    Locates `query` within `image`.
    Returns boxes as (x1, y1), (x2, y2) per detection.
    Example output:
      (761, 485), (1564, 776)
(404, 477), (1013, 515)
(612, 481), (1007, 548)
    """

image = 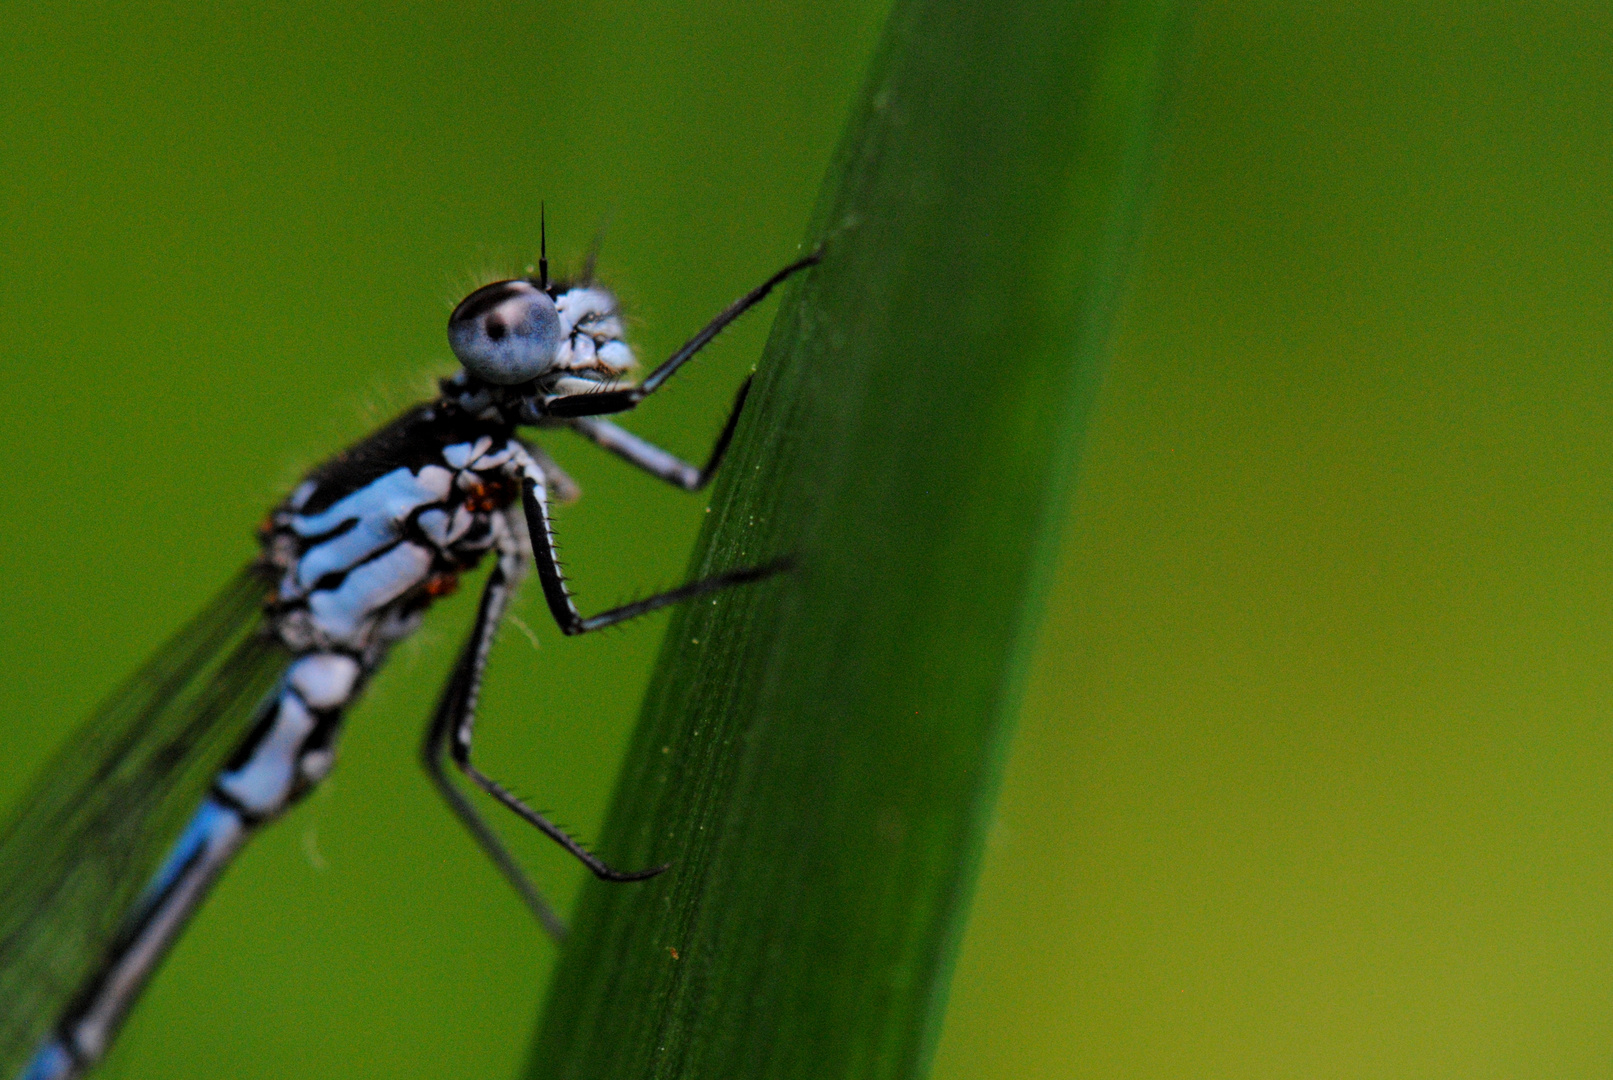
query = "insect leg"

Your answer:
(569, 376), (753, 491)
(523, 440), (581, 502)
(419, 570), (567, 938)
(540, 249), (821, 419)
(520, 470), (787, 636)
(421, 527), (664, 896)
